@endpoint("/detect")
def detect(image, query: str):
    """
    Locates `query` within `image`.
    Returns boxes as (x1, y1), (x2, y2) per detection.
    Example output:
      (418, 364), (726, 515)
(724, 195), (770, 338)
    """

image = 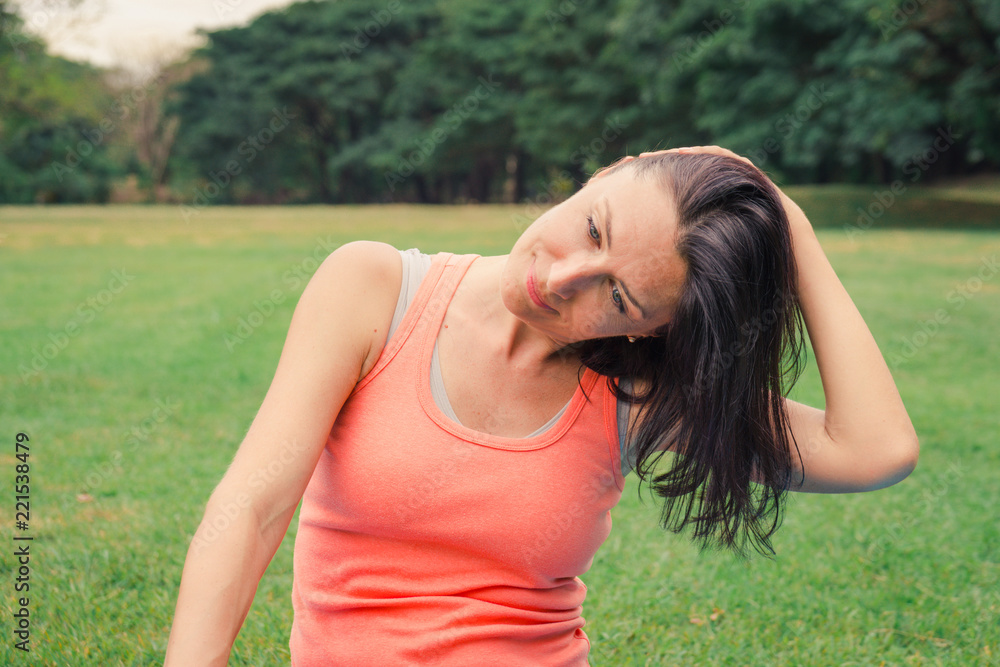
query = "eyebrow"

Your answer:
(602, 197), (648, 320)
